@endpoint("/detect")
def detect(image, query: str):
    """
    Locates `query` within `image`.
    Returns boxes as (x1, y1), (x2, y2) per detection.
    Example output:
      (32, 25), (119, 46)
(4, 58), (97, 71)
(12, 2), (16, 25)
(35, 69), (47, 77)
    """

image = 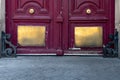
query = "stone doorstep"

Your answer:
(16, 51), (103, 56)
